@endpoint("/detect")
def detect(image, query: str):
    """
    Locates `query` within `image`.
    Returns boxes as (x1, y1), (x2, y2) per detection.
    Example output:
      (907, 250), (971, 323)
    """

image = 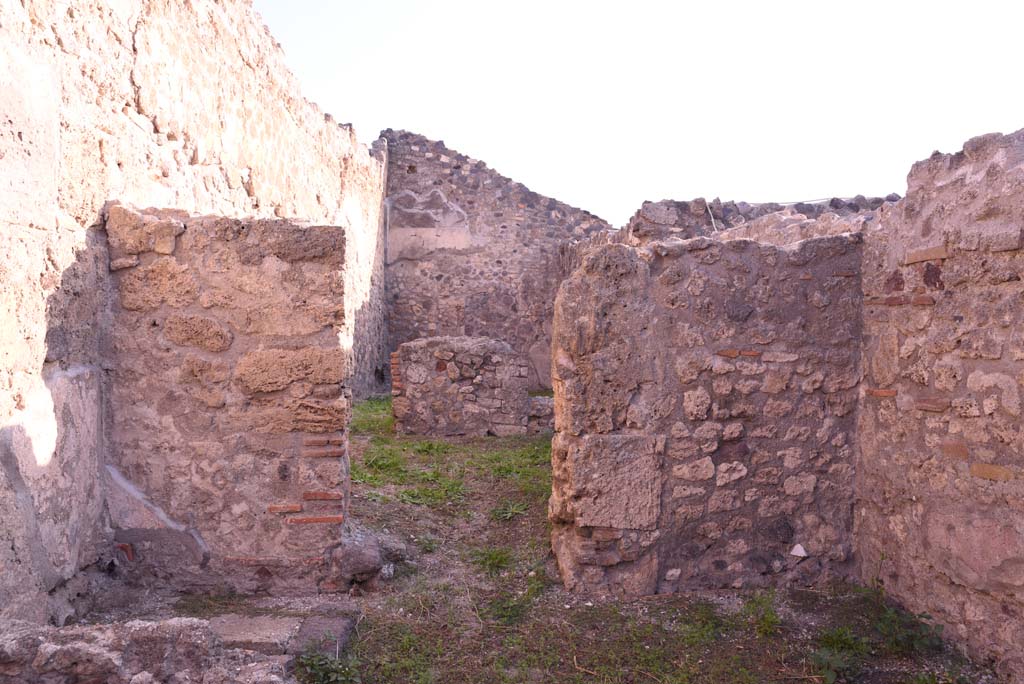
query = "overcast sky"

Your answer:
(253, 0), (1024, 226)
